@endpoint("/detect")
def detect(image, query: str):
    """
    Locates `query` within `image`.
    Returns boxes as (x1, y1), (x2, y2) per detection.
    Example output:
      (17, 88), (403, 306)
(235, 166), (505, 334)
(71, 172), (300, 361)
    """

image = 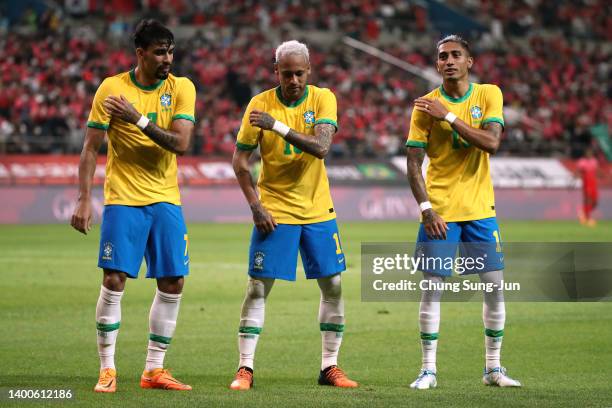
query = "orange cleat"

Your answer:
(94, 368), (117, 393)
(140, 368), (192, 391)
(318, 365), (358, 388)
(229, 366), (253, 390)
